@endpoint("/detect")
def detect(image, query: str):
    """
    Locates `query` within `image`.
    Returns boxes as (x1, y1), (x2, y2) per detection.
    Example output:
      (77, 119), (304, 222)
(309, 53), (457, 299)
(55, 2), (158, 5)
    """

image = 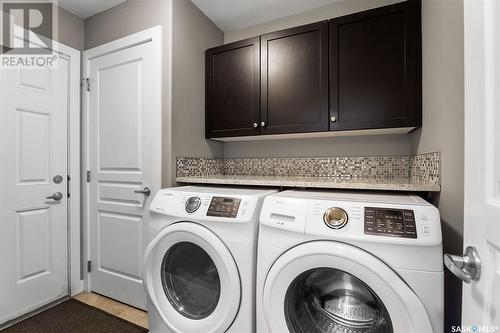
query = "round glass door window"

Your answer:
(161, 242), (221, 319)
(285, 268), (393, 333)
